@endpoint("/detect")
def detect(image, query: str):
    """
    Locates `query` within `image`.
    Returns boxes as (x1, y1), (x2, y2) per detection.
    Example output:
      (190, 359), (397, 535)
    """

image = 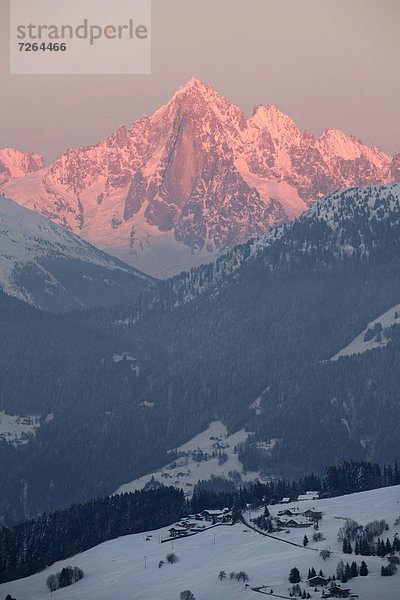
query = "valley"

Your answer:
(0, 5), (398, 600)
